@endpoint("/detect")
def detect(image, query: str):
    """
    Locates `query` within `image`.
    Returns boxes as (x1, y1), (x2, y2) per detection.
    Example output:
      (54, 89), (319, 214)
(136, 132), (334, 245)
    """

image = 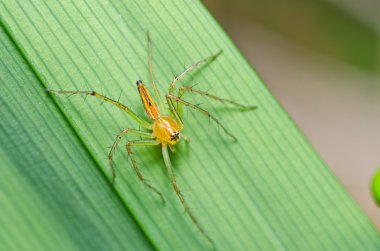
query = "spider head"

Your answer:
(153, 116), (183, 145)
